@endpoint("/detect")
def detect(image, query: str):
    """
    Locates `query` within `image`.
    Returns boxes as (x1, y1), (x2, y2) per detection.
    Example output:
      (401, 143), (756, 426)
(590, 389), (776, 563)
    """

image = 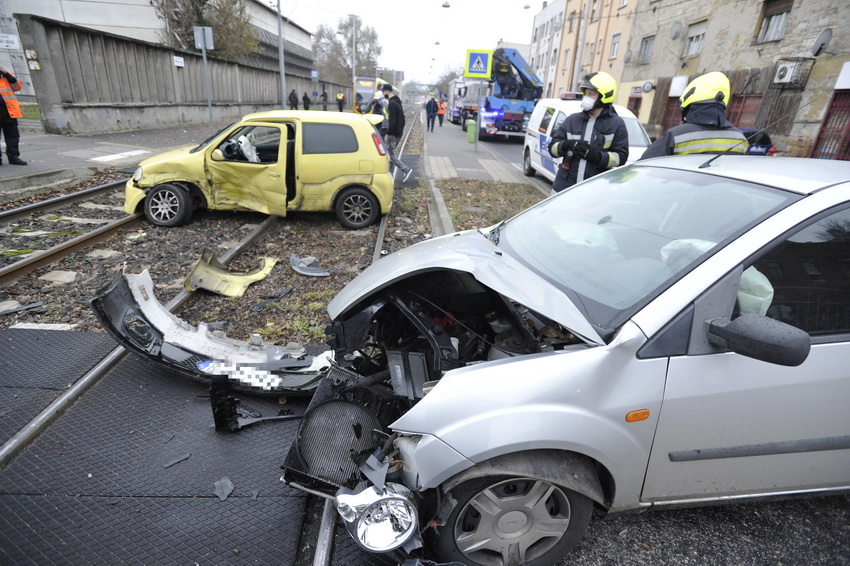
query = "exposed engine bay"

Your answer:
(281, 269), (586, 558)
(328, 269), (582, 395)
